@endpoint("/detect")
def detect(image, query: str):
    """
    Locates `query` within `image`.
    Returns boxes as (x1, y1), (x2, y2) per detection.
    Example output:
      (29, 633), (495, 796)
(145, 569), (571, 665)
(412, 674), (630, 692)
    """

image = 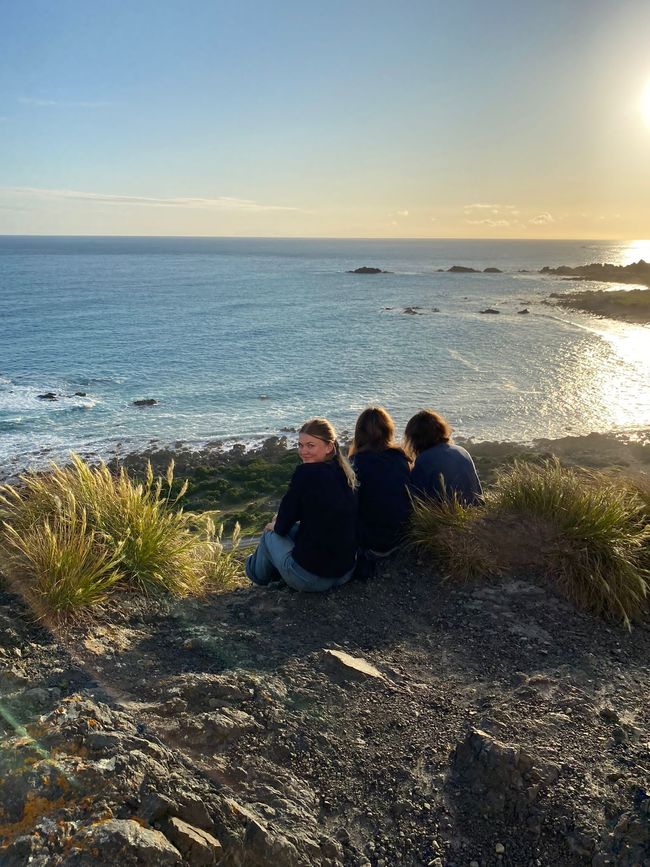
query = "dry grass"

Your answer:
(410, 459), (650, 628)
(0, 454), (244, 617)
